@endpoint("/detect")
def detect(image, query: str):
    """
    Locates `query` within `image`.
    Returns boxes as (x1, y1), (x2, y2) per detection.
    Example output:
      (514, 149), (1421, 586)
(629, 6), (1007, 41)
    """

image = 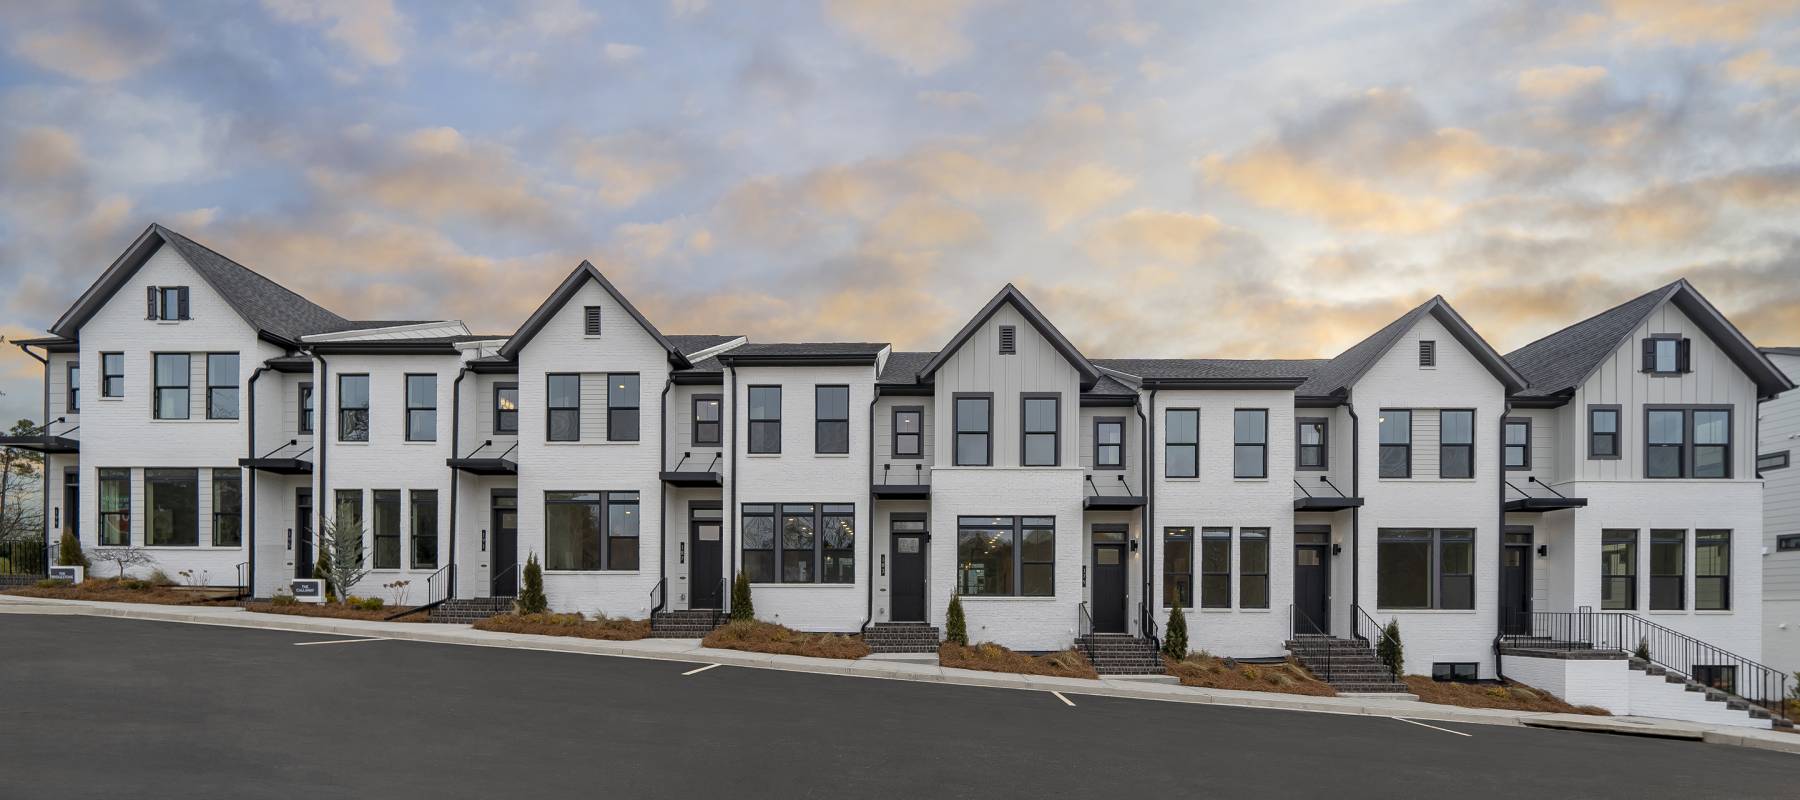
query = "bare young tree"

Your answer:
(0, 419), (45, 543)
(90, 547), (158, 580)
(317, 515), (371, 604)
